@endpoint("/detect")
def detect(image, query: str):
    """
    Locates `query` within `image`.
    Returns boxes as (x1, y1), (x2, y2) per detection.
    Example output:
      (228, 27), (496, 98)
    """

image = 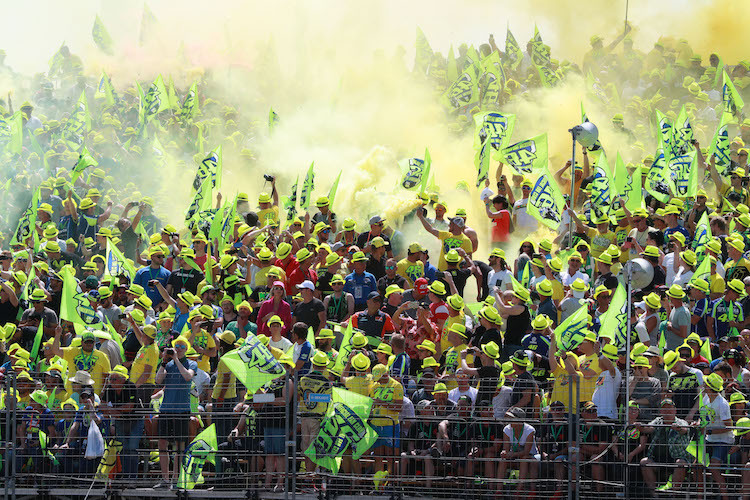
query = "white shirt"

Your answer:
(488, 268), (512, 303)
(663, 252), (676, 284)
(493, 386), (513, 418)
(502, 422), (538, 455)
(560, 269), (590, 286)
(673, 269), (693, 288)
(448, 386), (478, 406)
(703, 394), (733, 444)
(513, 198), (538, 233)
(592, 365), (622, 419)
(270, 337), (293, 353)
